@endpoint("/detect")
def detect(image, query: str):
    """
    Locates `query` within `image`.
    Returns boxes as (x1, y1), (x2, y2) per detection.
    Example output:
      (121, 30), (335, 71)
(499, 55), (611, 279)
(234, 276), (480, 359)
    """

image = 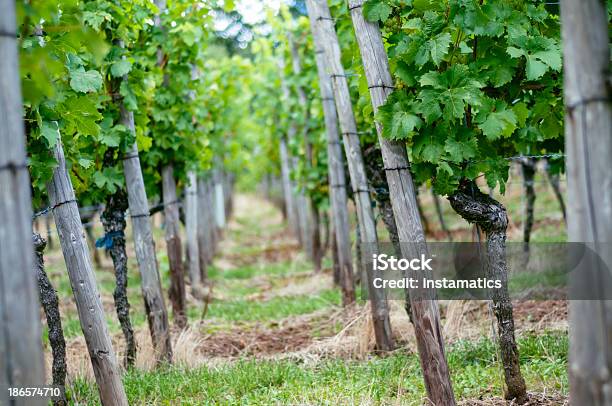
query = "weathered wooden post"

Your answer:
(121, 112), (173, 363)
(279, 135), (299, 237)
(197, 176), (212, 276)
(213, 168), (226, 230)
(310, 0), (393, 351)
(185, 171), (202, 290)
(344, 0), (455, 402)
(289, 36), (319, 266)
(304, 0), (355, 304)
(561, 0), (612, 404)
(48, 139), (128, 405)
(278, 58), (310, 250)
(162, 165), (187, 326)
(0, 2), (46, 402)
(117, 37), (172, 364)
